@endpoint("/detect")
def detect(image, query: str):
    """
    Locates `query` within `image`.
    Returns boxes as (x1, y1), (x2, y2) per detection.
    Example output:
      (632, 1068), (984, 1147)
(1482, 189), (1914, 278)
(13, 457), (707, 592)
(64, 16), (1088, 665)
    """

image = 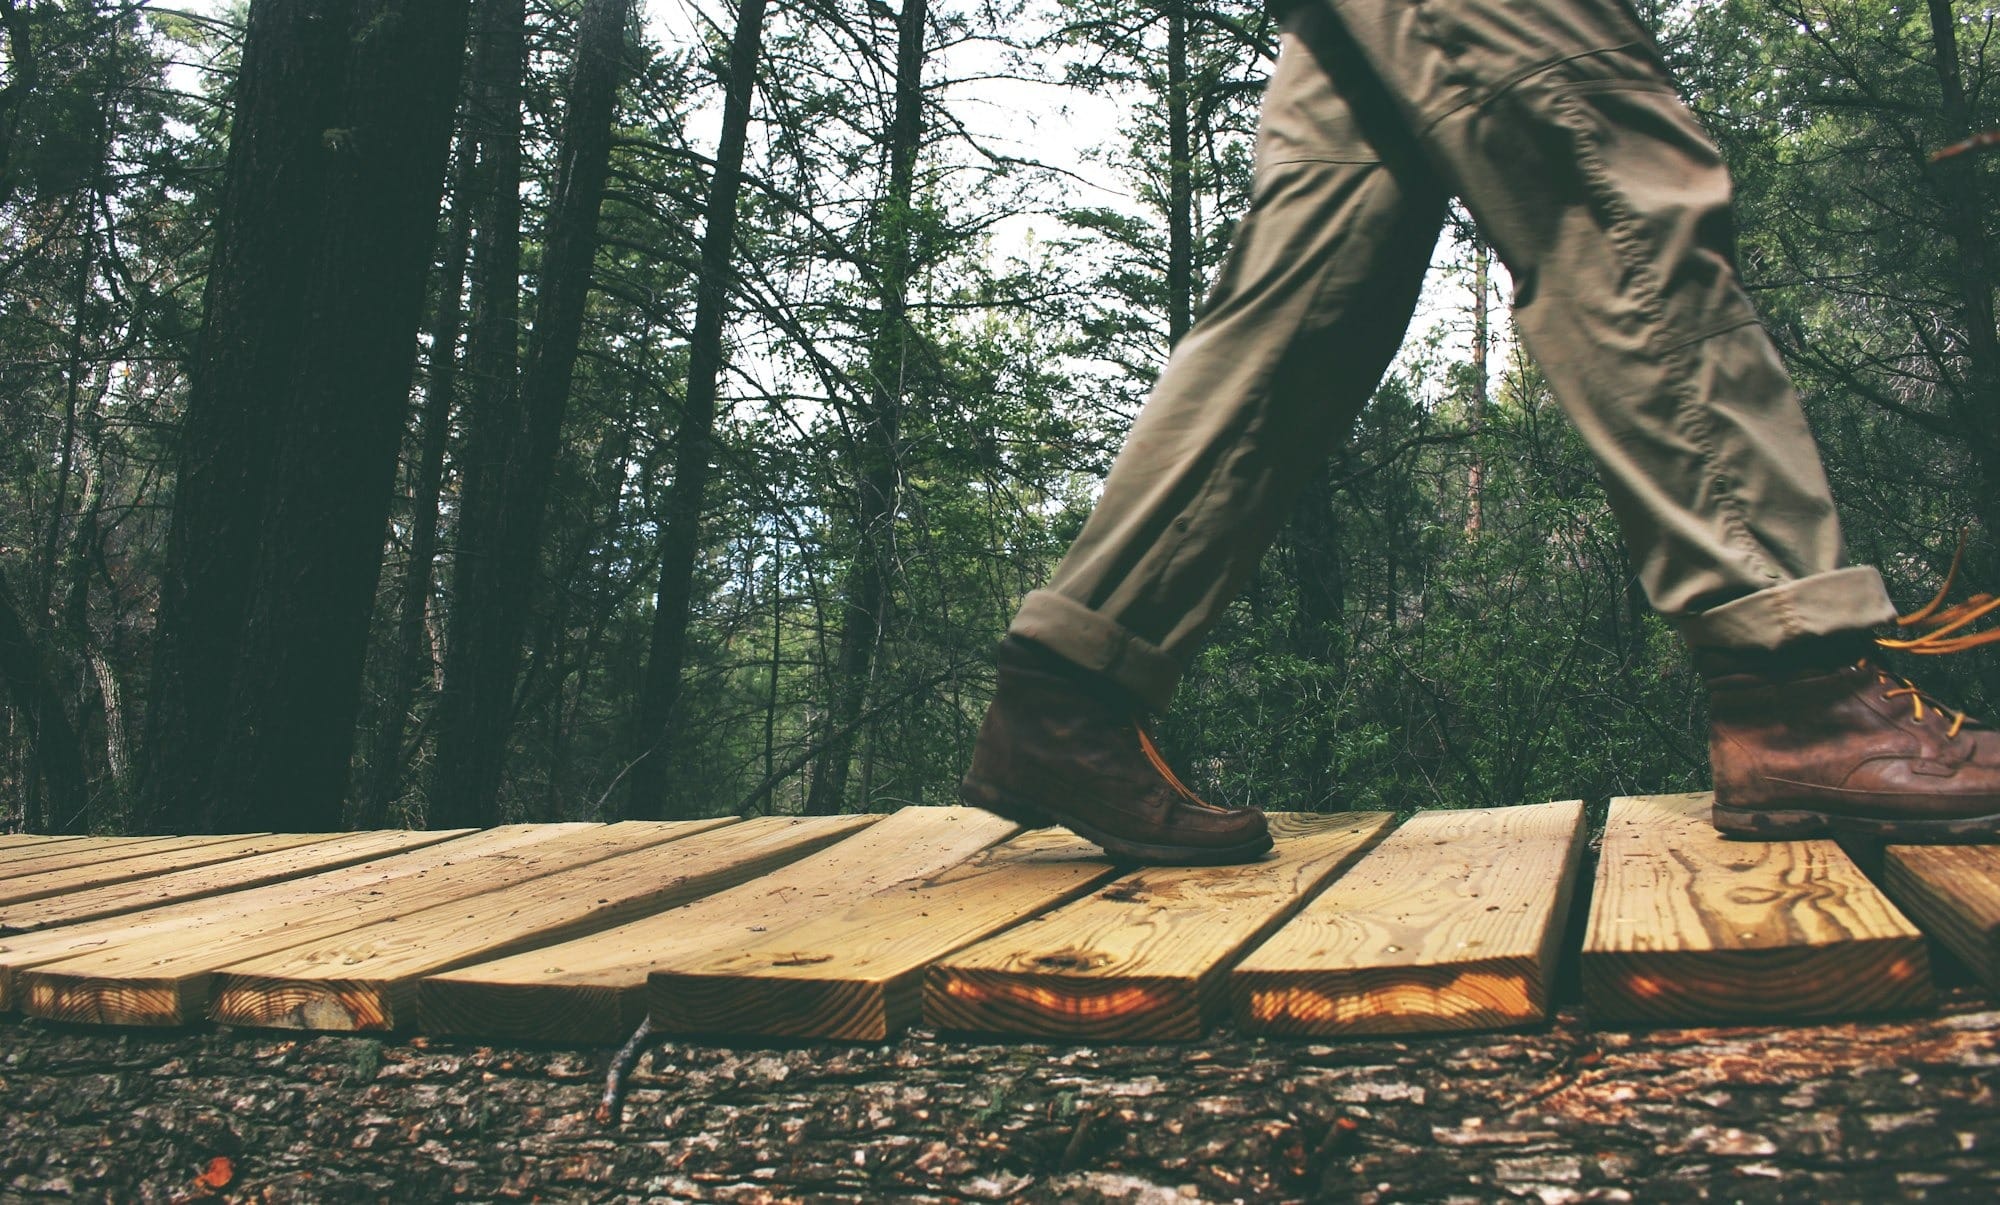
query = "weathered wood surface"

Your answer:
(11, 993), (2000, 1201)
(1582, 793), (1931, 1022)
(13, 821), (734, 1026)
(0, 824), (610, 1018)
(1232, 800), (1585, 1037)
(924, 812), (1393, 1040)
(420, 807), (1009, 1044)
(648, 829), (1118, 1041)
(1884, 845), (2000, 991)
(0, 829), (460, 935)
(0, 832), (352, 908)
(0, 834), (258, 886)
(207, 816), (855, 1031)
(0, 834), (97, 859)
